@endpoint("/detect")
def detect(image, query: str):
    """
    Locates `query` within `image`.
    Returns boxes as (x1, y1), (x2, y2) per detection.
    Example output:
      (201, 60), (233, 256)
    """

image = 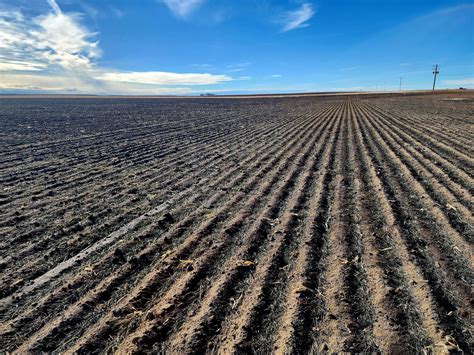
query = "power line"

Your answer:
(432, 64), (439, 91)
